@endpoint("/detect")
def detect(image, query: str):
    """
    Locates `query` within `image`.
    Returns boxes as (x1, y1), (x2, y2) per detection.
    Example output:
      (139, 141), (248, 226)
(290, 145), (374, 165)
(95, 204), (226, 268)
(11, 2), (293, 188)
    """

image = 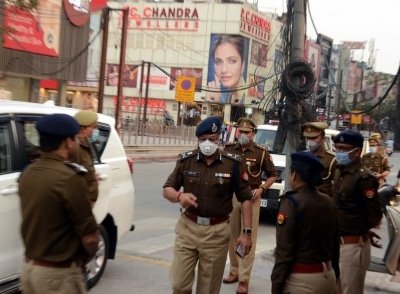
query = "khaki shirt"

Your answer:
(76, 143), (98, 203)
(271, 186), (339, 294)
(163, 149), (252, 217)
(362, 152), (391, 174)
(19, 153), (98, 262)
(224, 141), (277, 188)
(314, 148), (336, 197)
(333, 159), (382, 236)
